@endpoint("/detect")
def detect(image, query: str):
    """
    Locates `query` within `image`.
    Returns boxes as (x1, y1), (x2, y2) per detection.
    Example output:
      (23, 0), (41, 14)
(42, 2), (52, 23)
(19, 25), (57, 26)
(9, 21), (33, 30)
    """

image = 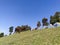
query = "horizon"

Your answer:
(0, 0), (60, 35)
